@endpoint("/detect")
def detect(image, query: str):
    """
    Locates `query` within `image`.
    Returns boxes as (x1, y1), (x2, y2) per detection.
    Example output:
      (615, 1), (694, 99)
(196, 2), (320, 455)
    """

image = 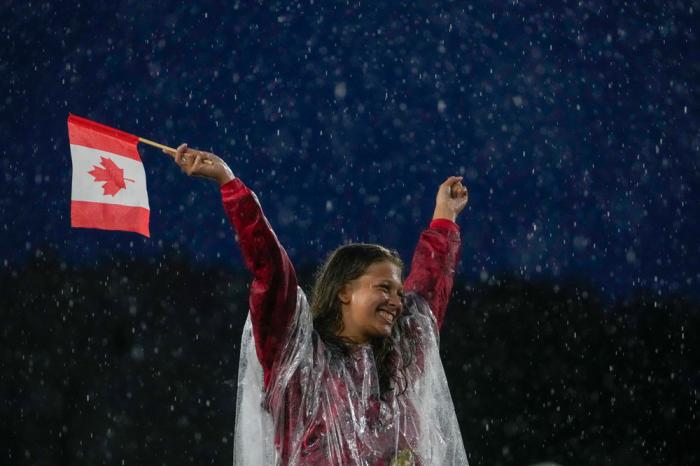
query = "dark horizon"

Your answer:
(3, 253), (697, 465)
